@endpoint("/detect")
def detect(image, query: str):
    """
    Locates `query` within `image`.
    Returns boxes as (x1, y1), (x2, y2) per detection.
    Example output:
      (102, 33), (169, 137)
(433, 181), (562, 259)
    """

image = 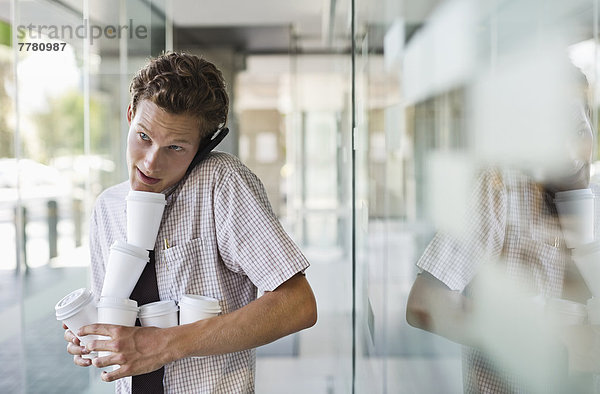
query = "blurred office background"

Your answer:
(1, 0), (599, 392)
